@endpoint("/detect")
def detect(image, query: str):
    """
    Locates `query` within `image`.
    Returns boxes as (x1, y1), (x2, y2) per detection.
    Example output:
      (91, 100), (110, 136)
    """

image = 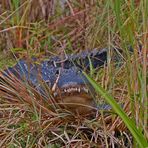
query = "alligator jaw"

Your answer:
(59, 95), (95, 114)
(53, 85), (95, 114)
(53, 84), (90, 97)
